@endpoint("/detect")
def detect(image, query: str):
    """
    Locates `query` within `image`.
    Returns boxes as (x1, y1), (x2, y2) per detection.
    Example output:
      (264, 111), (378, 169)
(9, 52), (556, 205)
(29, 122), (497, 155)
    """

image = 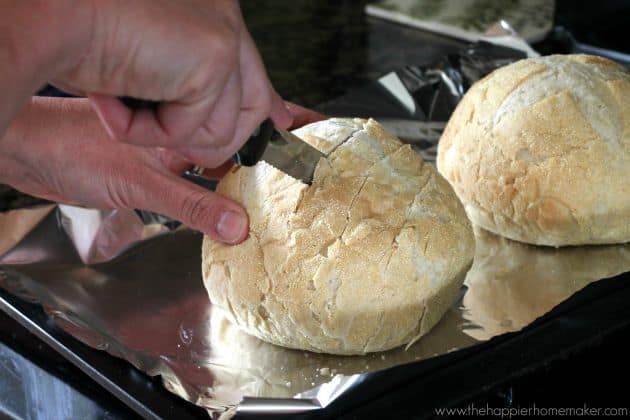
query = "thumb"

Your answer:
(138, 172), (249, 244)
(269, 90), (293, 129)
